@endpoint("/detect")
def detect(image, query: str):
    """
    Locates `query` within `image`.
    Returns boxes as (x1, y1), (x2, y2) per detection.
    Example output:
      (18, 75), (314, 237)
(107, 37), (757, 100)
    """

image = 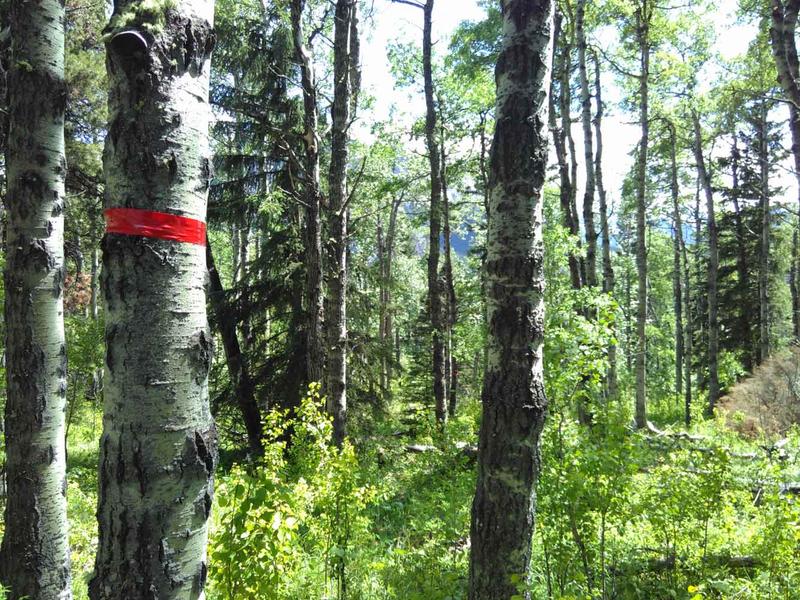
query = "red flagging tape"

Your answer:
(104, 208), (206, 246)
